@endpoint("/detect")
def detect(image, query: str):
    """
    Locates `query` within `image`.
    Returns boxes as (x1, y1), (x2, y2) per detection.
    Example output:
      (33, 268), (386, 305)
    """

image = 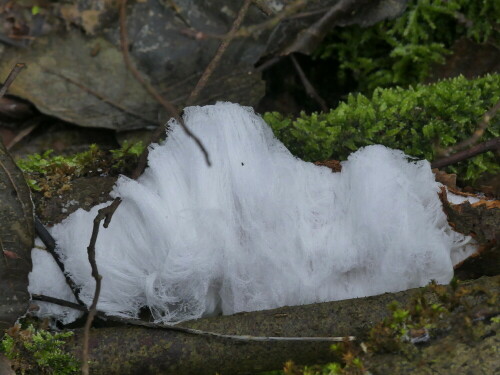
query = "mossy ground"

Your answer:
(258, 277), (499, 375)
